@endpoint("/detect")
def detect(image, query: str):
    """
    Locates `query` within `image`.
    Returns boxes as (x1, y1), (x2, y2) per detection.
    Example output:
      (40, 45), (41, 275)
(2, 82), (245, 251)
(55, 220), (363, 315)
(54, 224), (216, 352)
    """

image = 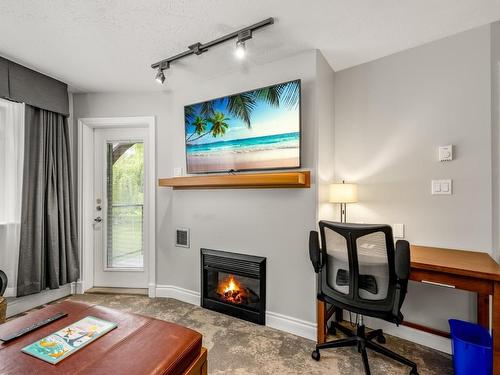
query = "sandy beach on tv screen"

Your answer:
(187, 148), (300, 173)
